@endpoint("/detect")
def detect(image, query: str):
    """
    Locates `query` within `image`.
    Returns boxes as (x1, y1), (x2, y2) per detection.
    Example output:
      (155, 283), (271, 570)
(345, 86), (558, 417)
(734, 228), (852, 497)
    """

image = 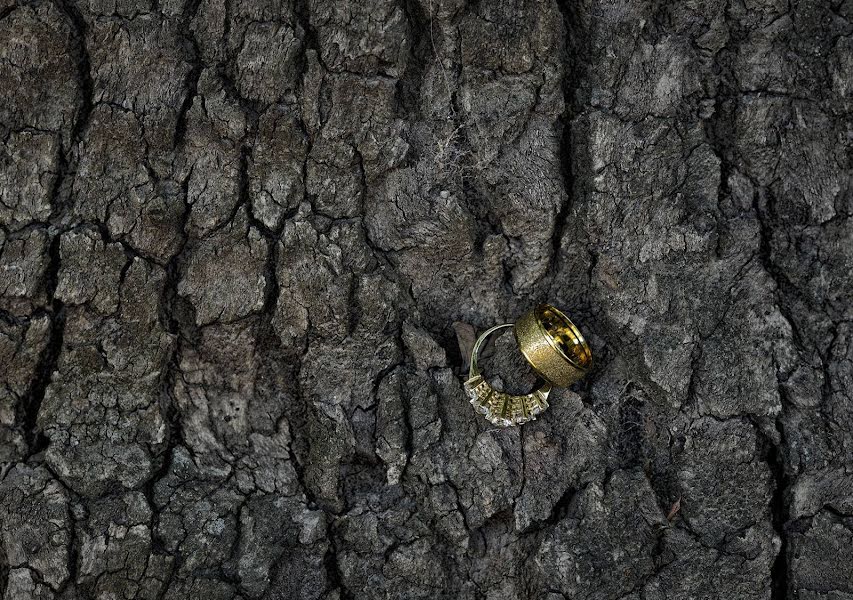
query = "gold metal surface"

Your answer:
(513, 304), (591, 388)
